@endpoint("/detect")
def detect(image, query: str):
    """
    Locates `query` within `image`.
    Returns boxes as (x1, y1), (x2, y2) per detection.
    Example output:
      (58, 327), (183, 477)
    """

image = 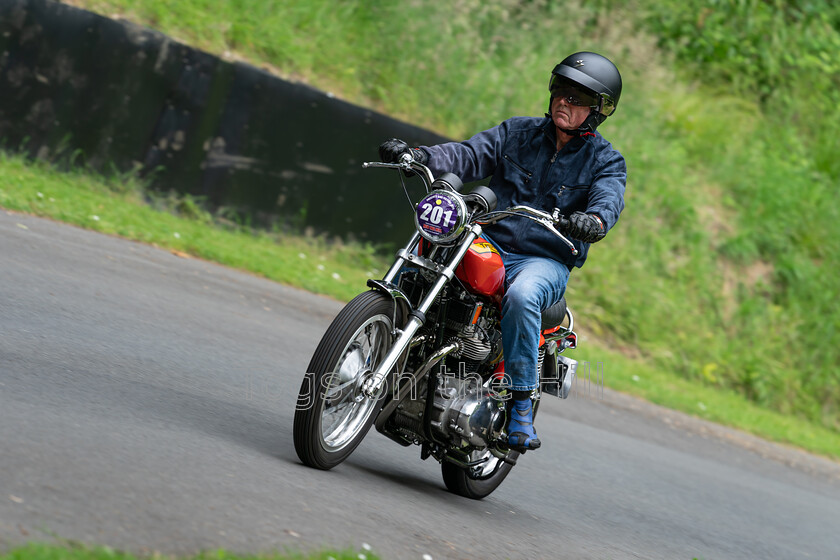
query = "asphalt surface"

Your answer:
(2, 210), (839, 560)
